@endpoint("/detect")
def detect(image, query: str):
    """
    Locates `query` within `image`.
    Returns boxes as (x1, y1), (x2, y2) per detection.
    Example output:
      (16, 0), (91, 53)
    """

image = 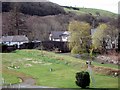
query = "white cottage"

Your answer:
(49, 31), (70, 42)
(0, 35), (29, 48)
